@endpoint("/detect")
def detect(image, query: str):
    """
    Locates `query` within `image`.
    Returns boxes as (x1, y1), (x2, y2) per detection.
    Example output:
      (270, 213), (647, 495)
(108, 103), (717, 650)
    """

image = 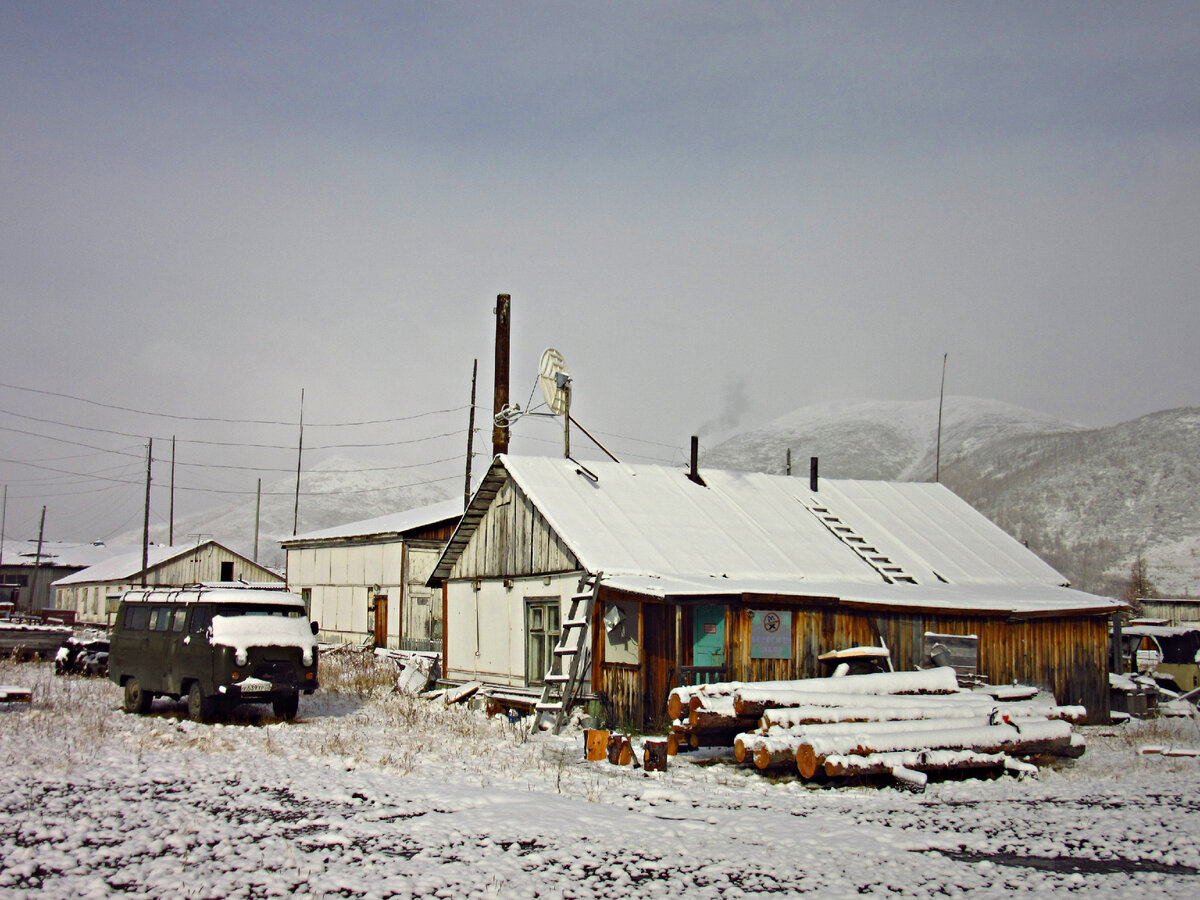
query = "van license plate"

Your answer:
(237, 677), (272, 693)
